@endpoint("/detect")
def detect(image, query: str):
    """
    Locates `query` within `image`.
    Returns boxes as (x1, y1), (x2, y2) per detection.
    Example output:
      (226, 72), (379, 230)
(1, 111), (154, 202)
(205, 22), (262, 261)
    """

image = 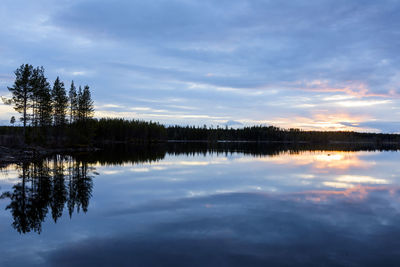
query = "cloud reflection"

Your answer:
(1, 146), (400, 266)
(236, 151), (373, 171)
(38, 186), (400, 267)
